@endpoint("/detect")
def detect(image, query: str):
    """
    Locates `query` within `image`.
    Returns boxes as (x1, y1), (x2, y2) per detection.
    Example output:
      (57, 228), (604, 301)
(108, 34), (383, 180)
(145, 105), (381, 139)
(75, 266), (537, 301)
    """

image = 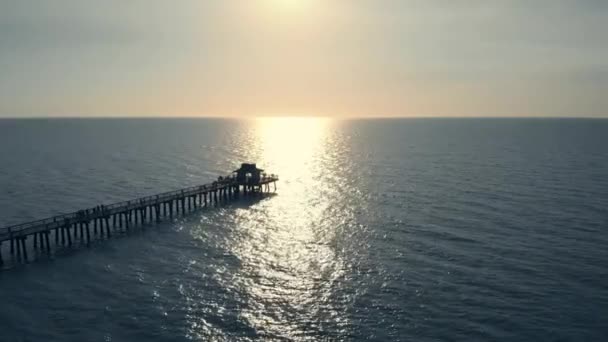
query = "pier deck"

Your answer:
(0, 172), (278, 265)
